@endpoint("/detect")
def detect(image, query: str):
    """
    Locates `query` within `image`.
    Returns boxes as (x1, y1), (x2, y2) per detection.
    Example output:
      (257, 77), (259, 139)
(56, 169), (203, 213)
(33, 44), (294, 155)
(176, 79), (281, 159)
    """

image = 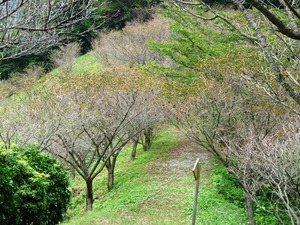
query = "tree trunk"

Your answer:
(85, 179), (93, 211)
(131, 137), (139, 160)
(143, 127), (153, 151)
(107, 166), (115, 191)
(244, 191), (256, 225)
(106, 157), (117, 191)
